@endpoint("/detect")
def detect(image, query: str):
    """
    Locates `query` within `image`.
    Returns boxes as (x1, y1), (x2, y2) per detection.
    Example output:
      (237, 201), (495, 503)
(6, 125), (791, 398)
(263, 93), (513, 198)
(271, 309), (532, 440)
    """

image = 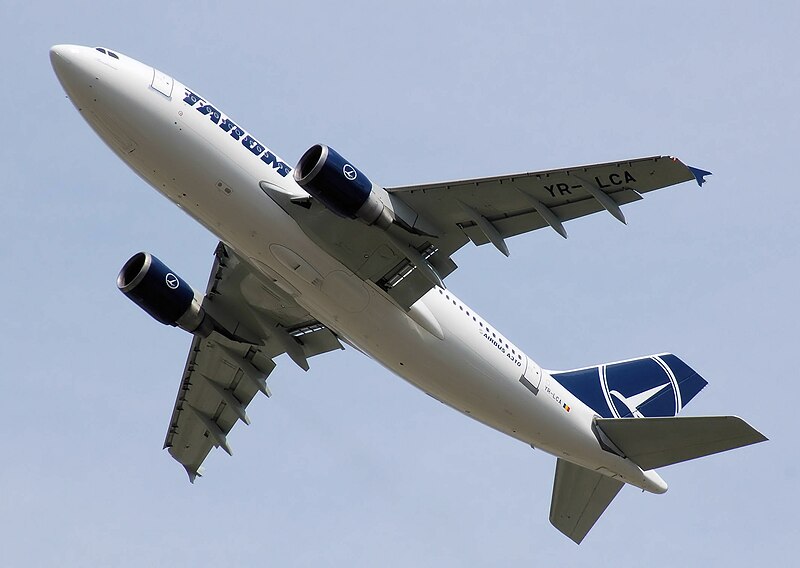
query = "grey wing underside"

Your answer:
(266, 156), (707, 310)
(387, 155), (707, 248)
(163, 243), (343, 481)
